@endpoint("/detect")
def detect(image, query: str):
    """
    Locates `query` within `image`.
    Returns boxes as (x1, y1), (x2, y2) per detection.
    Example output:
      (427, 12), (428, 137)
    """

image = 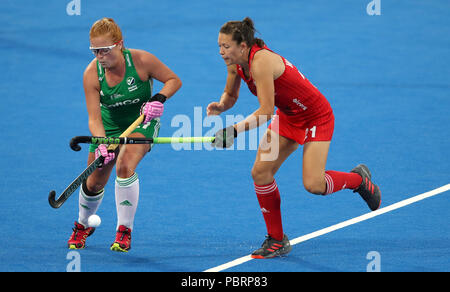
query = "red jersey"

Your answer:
(236, 44), (333, 124)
